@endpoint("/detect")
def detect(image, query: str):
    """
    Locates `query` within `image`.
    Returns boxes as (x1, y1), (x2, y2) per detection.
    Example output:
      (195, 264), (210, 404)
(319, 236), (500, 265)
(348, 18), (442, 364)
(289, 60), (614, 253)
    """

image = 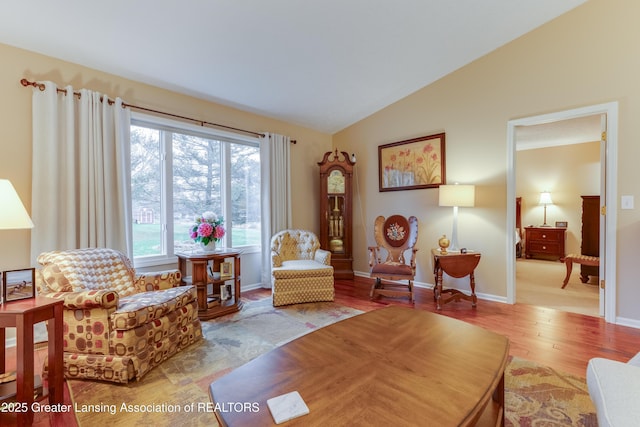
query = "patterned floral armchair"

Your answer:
(270, 229), (334, 306)
(36, 247), (202, 383)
